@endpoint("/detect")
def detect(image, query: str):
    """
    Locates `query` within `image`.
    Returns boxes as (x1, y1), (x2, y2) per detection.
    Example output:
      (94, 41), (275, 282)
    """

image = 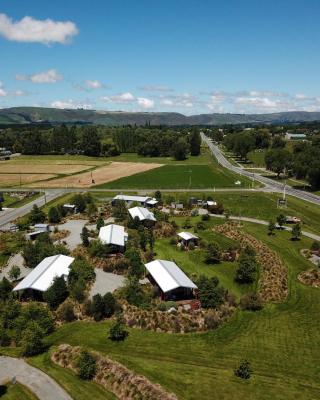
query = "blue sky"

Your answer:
(1, 0), (320, 114)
